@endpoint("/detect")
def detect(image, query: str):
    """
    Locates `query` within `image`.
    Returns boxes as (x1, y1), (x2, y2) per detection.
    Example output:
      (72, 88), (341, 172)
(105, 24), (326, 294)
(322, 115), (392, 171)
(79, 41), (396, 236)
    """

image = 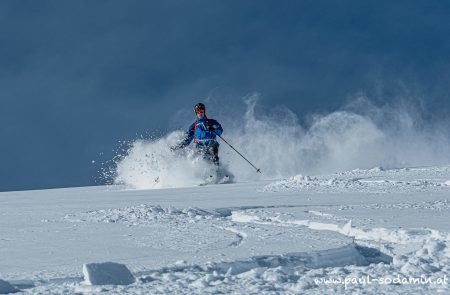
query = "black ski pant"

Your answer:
(195, 145), (219, 165)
